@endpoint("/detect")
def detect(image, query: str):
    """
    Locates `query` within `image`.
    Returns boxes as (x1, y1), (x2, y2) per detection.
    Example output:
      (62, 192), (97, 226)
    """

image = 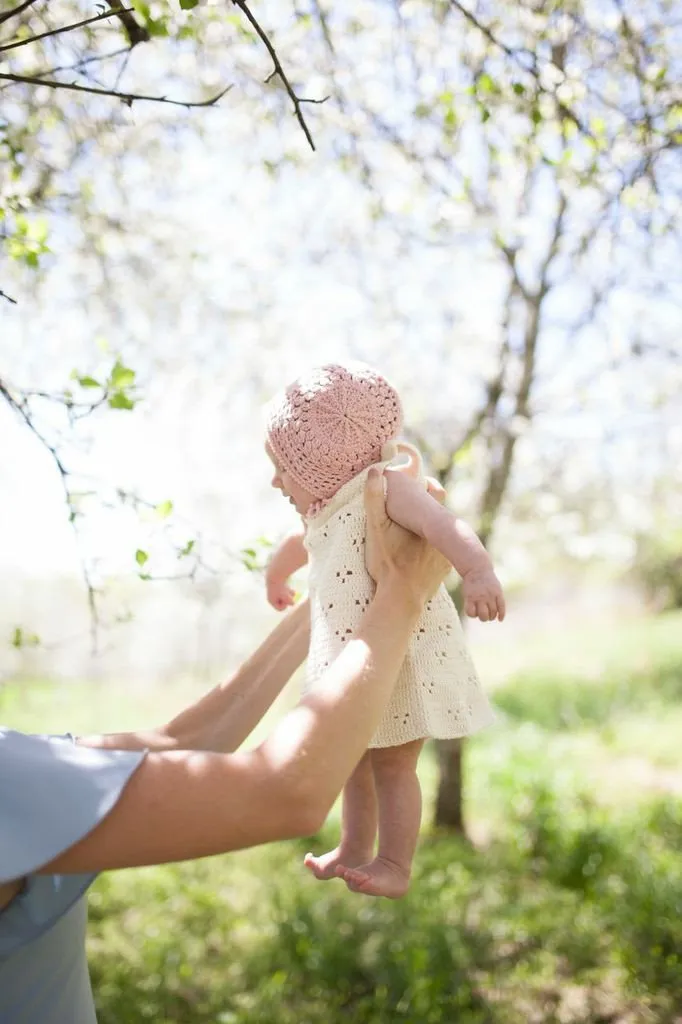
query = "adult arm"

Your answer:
(79, 598), (311, 755)
(41, 469), (448, 876)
